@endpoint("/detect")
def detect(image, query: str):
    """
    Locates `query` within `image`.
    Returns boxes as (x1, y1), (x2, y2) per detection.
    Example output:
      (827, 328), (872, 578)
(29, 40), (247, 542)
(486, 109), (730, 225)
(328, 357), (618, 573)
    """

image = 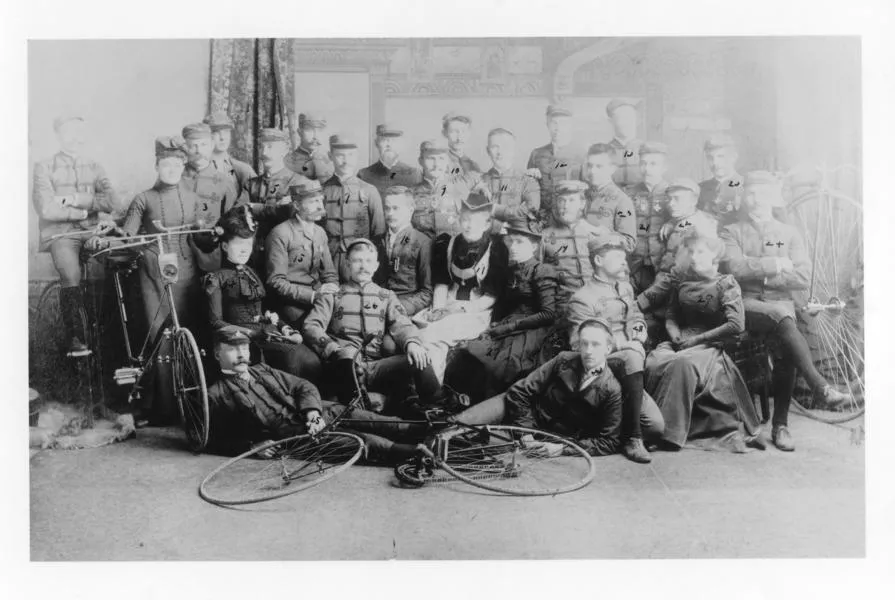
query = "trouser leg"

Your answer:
(775, 316), (827, 392)
(608, 349), (647, 440)
(366, 355), (442, 406)
(451, 394), (507, 426)
(639, 390), (666, 442)
(771, 355), (797, 427)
